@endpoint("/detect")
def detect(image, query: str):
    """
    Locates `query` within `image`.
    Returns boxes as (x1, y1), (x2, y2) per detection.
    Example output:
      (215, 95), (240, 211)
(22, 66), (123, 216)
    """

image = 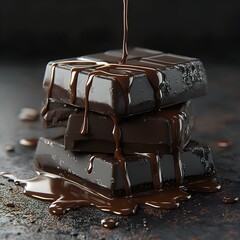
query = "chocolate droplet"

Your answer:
(101, 218), (119, 229)
(222, 196), (239, 204)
